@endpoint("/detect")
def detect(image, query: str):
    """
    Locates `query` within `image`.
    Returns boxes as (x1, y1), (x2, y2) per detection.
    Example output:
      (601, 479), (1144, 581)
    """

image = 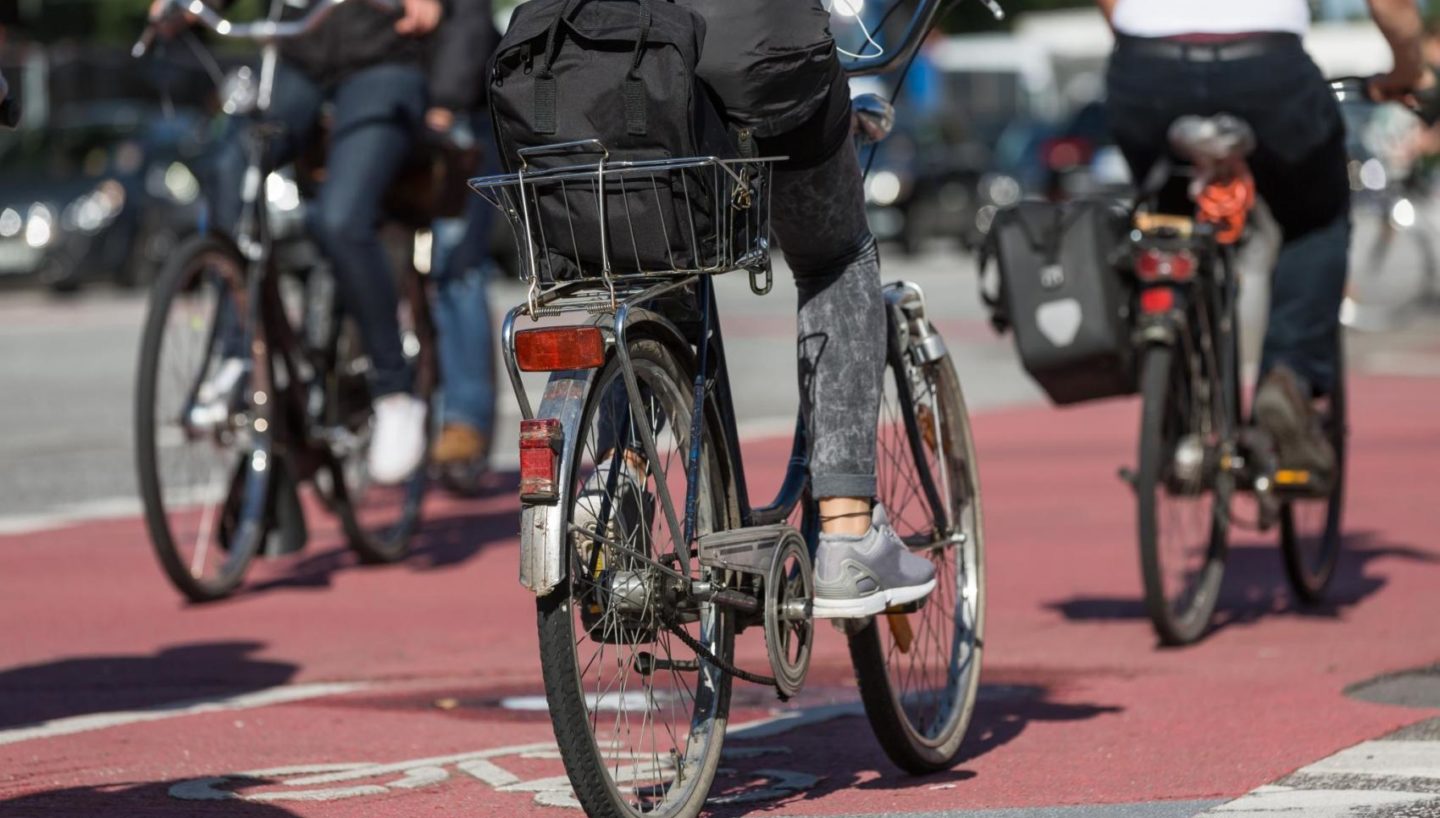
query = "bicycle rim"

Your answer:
(538, 340), (731, 818)
(852, 334), (985, 773)
(328, 319), (429, 564)
(135, 239), (266, 602)
(1137, 345), (1229, 645)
